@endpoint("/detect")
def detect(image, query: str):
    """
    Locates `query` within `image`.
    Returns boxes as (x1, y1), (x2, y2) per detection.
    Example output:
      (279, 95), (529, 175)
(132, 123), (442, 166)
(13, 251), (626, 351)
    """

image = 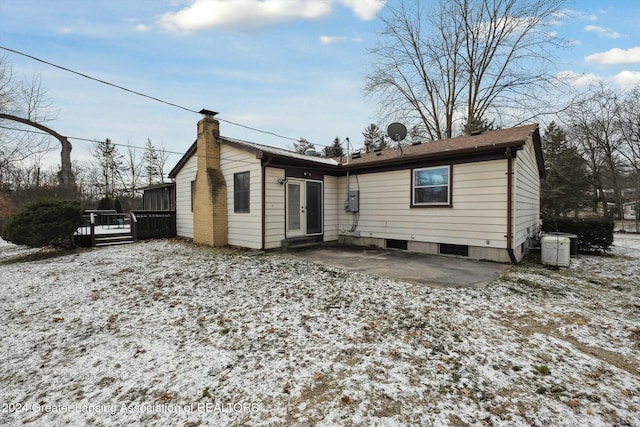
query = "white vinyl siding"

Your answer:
(220, 145), (262, 249)
(514, 136), (541, 251)
(337, 160), (509, 248)
(264, 167), (285, 249)
(323, 175), (339, 241)
(174, 153), (197, 239)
